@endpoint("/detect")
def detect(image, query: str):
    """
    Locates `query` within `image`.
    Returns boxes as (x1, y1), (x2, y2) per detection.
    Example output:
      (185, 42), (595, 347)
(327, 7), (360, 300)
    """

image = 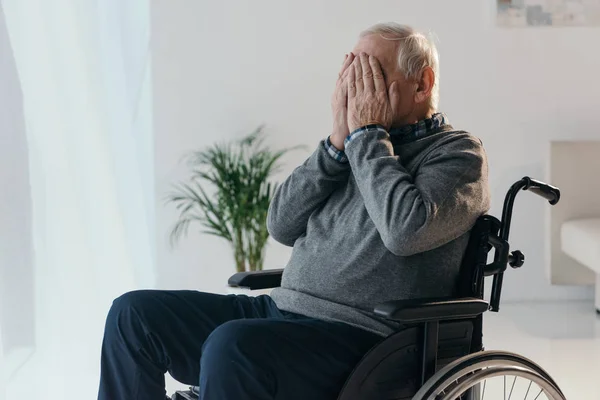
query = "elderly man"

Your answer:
(98, 23), (490, 400)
